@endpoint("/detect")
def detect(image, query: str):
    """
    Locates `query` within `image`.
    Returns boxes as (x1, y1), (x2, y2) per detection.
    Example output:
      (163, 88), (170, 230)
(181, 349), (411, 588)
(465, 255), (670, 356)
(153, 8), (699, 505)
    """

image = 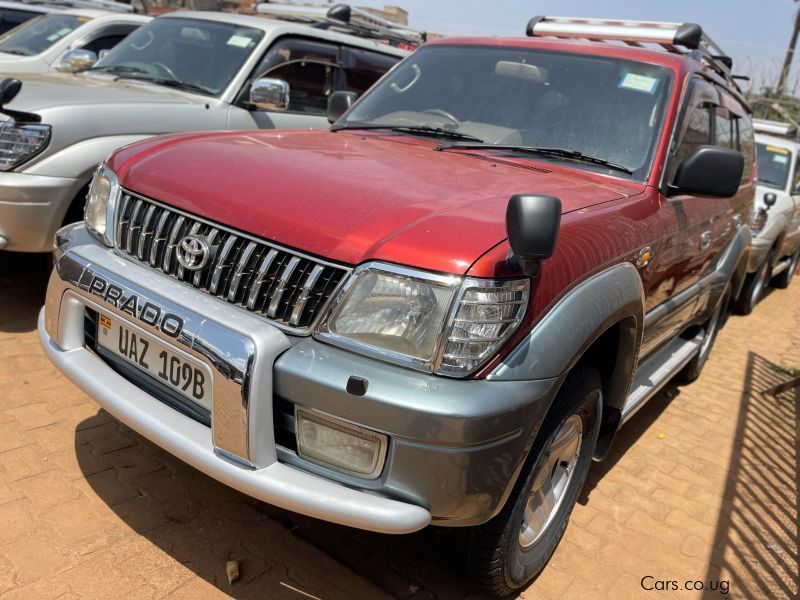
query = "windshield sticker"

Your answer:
(46, 27), (73, 42)
(227, 34), (254, 48)
(773, 154), (789, 165)
(766, 145), (789, 155)
(619, 73), (659, 94)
